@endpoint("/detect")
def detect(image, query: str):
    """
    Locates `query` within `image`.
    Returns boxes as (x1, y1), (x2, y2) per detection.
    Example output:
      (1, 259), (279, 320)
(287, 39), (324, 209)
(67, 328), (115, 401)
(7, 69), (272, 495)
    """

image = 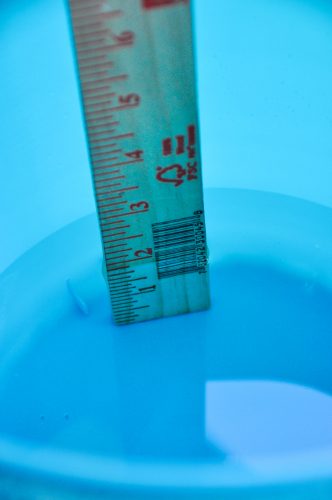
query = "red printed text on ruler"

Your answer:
(156, 124), (198, 187)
